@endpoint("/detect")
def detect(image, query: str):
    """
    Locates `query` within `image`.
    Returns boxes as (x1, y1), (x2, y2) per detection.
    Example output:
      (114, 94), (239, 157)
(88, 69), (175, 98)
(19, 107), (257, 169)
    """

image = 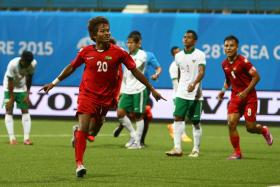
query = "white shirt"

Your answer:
(169, 60), (179, 99)
(3, 57), (37, 92)
(175, 48), (206, 100)
(121, 49), (147, 94)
